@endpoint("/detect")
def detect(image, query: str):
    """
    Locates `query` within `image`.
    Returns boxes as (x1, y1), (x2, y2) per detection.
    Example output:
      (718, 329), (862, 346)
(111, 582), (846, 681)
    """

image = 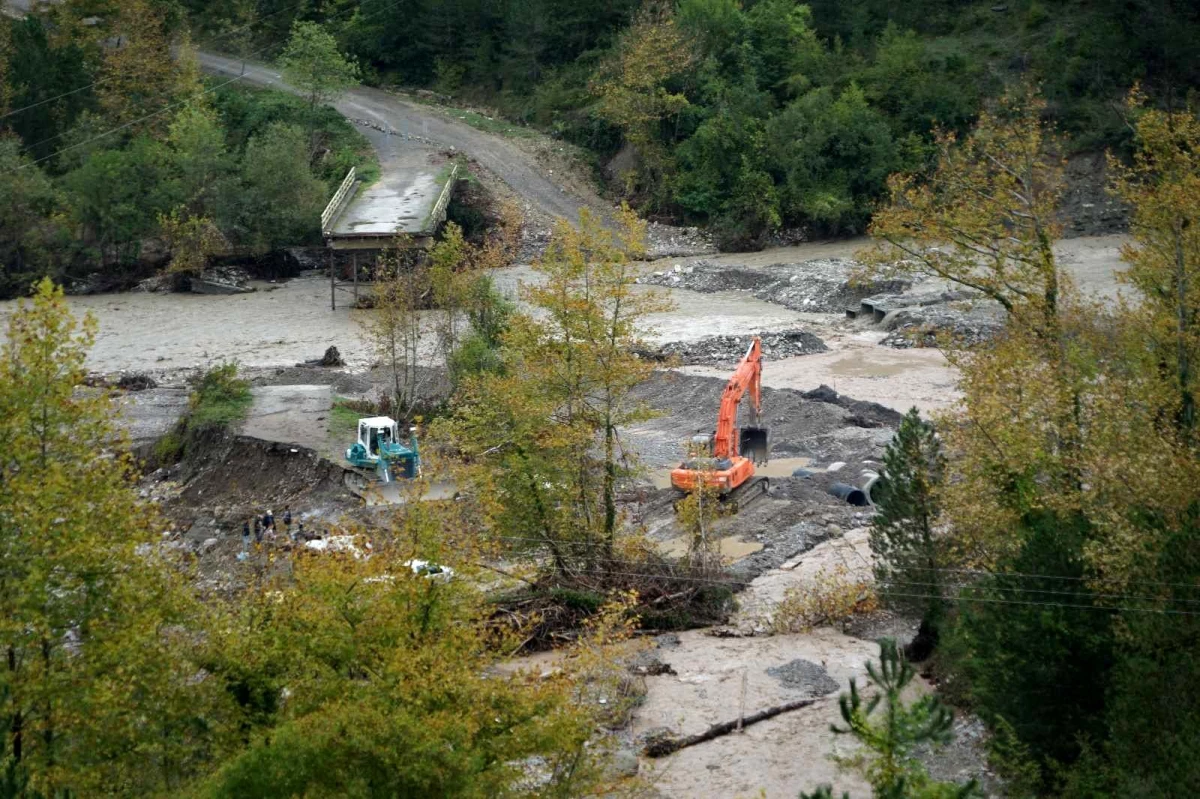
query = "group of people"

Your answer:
(240, 506), (308, 551)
